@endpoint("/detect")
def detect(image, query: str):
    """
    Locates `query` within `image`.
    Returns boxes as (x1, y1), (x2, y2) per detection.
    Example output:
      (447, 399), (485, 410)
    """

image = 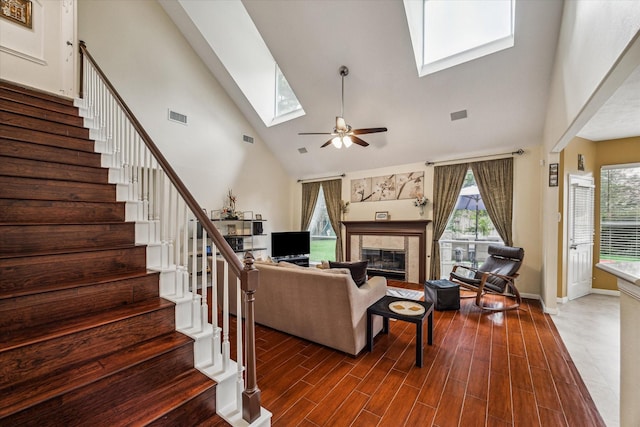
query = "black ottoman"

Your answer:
(424, 279), (460, 311)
